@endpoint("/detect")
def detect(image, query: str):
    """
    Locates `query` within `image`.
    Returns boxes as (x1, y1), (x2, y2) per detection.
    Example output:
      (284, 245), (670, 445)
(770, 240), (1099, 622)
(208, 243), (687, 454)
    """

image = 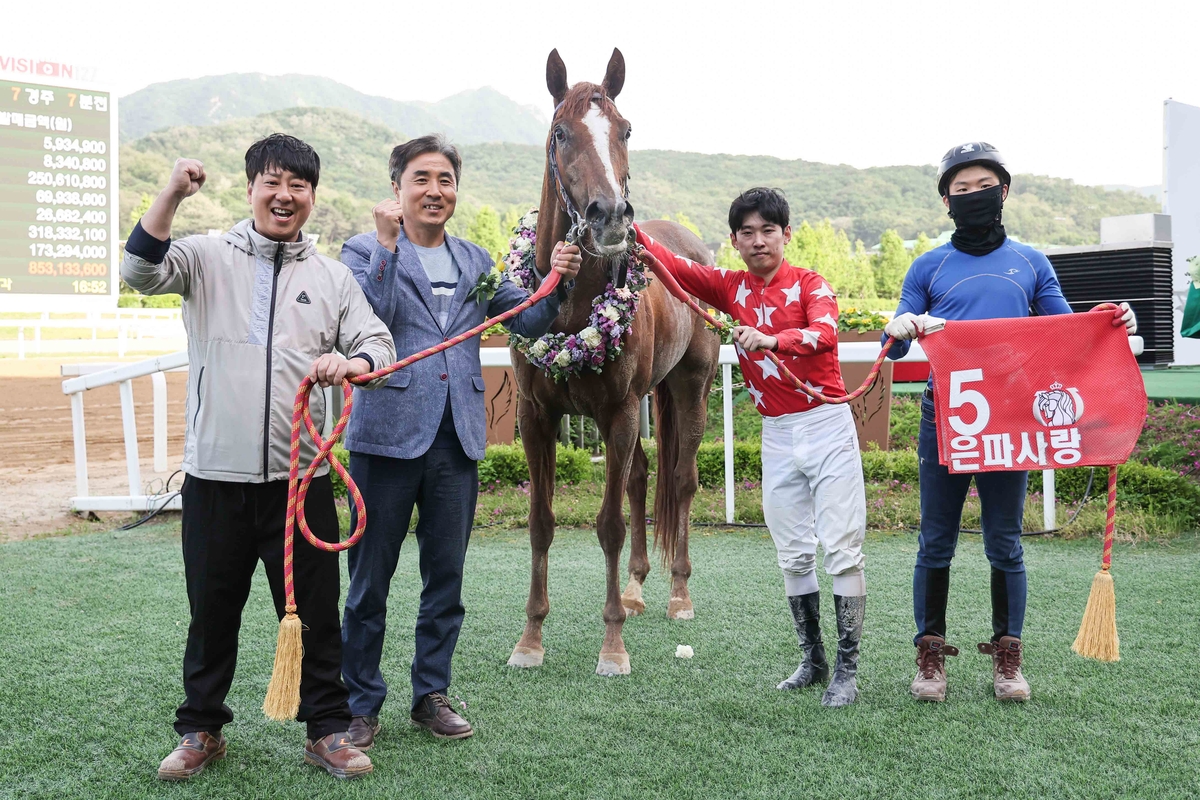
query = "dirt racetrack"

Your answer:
(0, 372), (189, 540)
